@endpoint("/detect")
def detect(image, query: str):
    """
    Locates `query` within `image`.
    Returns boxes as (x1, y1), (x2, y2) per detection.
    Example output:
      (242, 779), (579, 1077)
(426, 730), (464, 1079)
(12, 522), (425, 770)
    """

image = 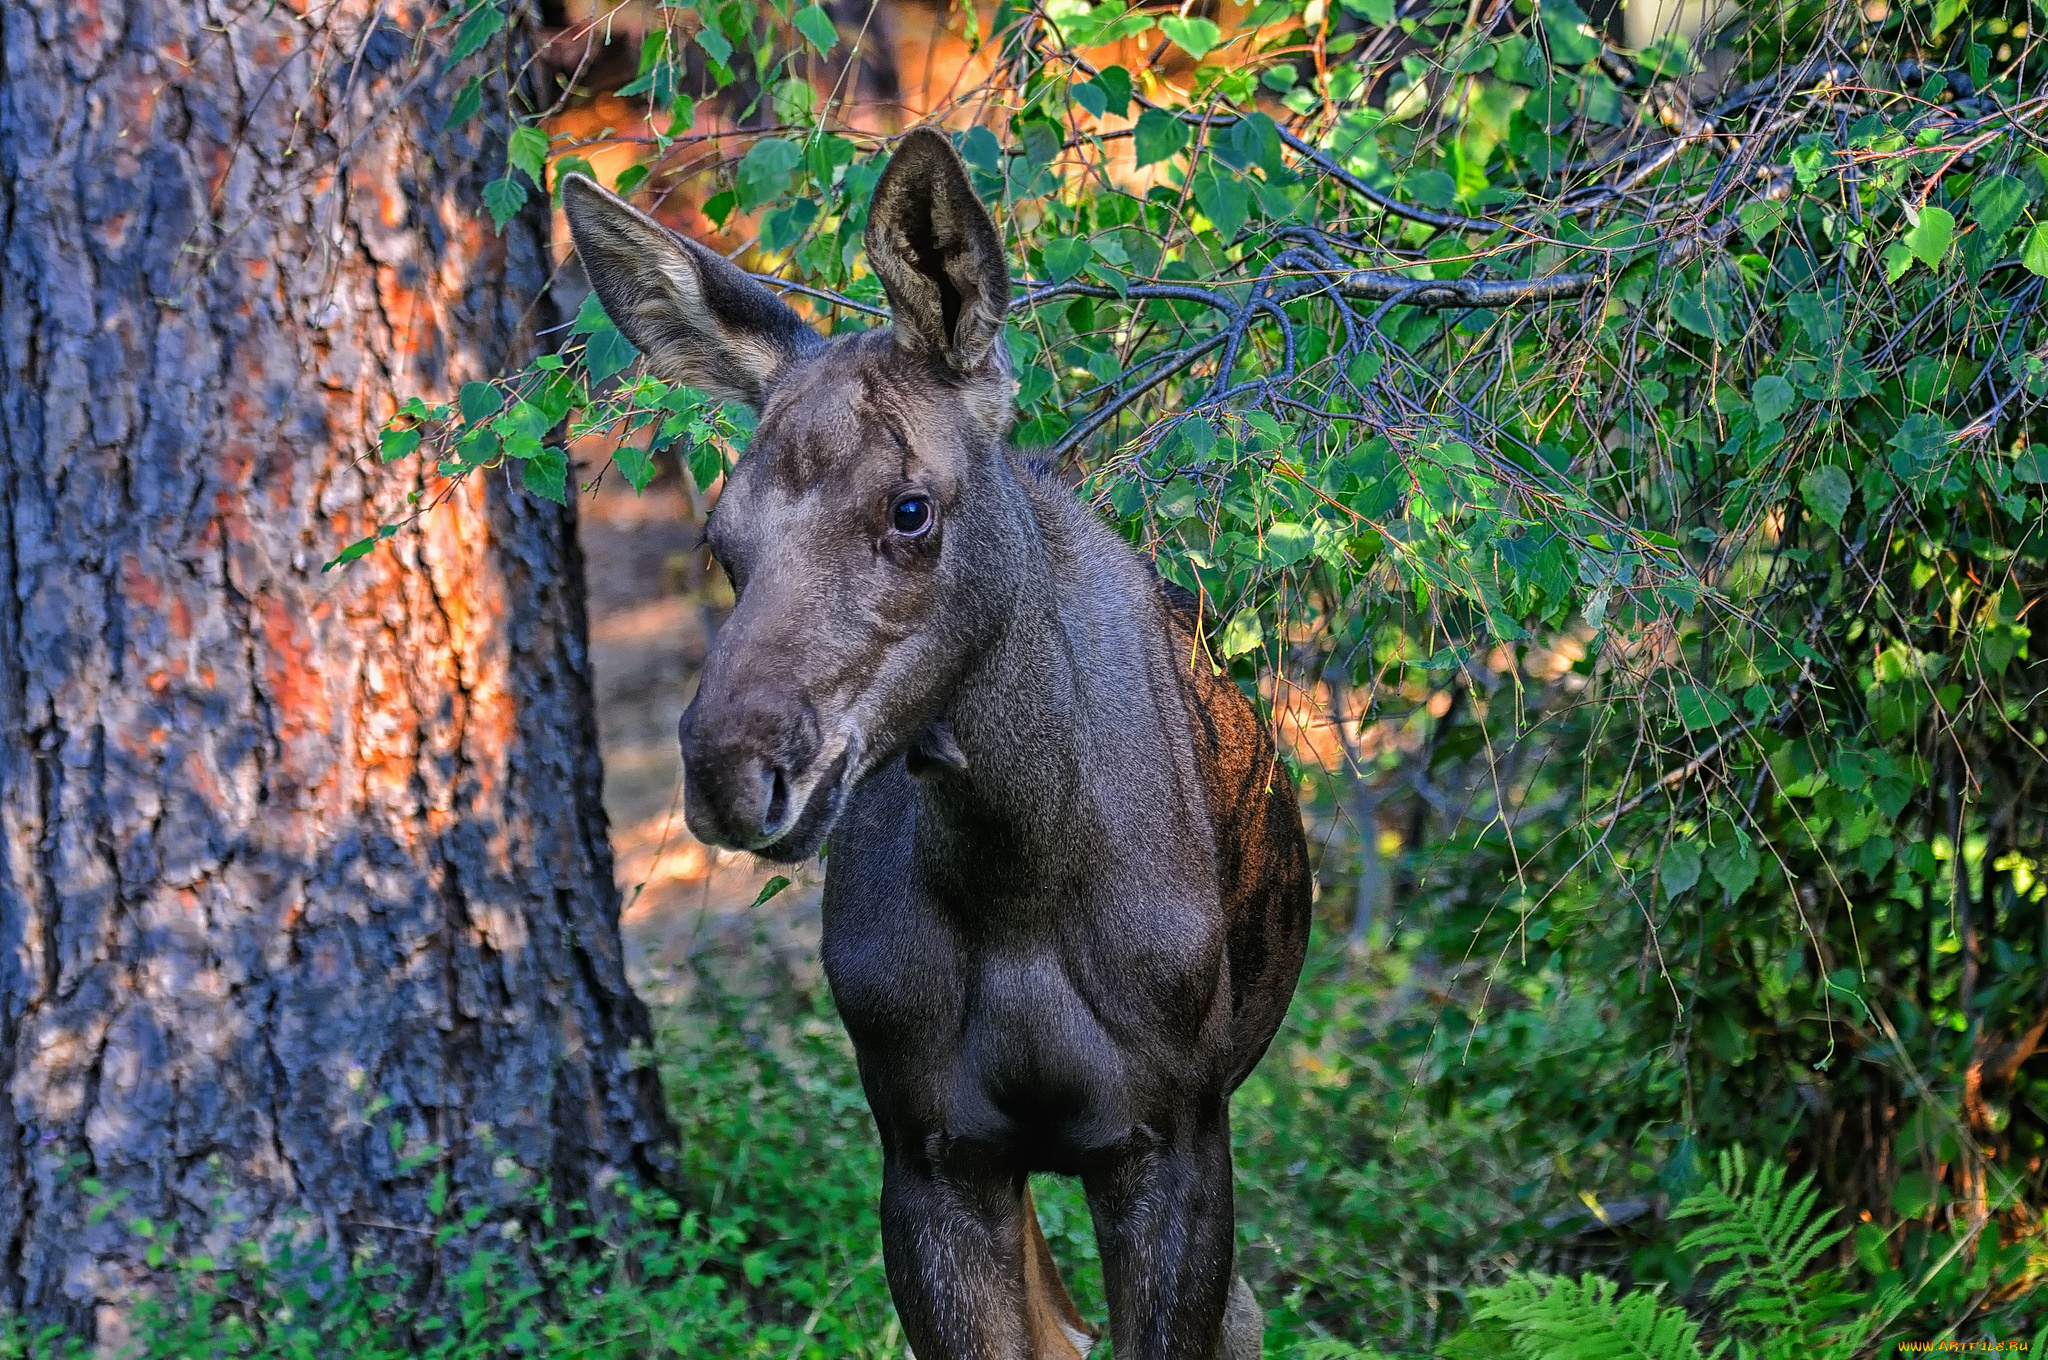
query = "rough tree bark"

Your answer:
(0, 0), (674, 1338)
